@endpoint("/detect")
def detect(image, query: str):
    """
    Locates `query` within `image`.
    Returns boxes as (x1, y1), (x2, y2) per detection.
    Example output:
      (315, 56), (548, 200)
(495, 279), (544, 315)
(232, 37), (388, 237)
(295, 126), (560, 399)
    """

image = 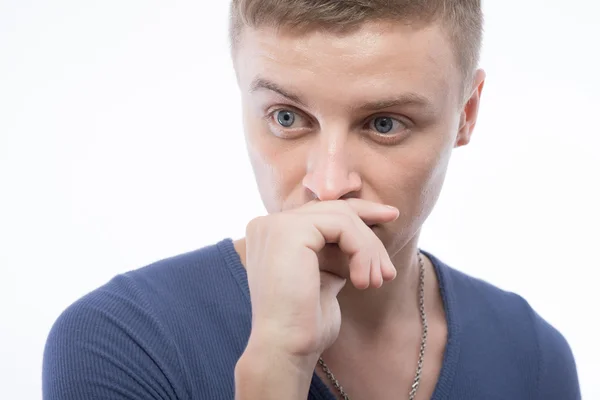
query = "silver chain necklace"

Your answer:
(317, 251), (428, 400)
